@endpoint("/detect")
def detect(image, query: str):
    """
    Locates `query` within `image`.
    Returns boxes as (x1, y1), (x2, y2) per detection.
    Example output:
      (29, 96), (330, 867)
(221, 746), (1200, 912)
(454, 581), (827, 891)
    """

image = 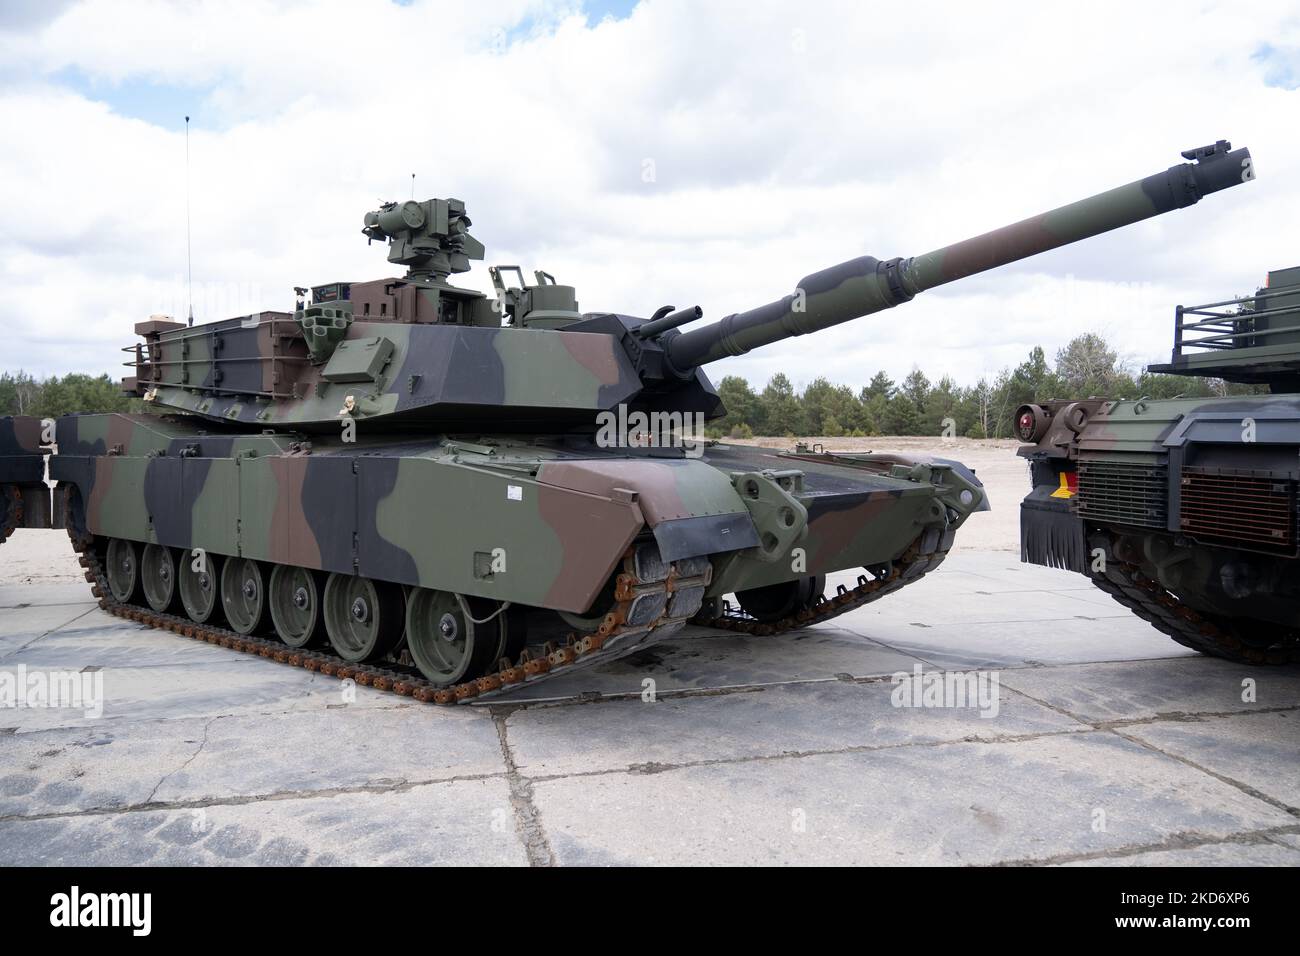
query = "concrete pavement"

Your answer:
(1, 547), (1297, 866)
